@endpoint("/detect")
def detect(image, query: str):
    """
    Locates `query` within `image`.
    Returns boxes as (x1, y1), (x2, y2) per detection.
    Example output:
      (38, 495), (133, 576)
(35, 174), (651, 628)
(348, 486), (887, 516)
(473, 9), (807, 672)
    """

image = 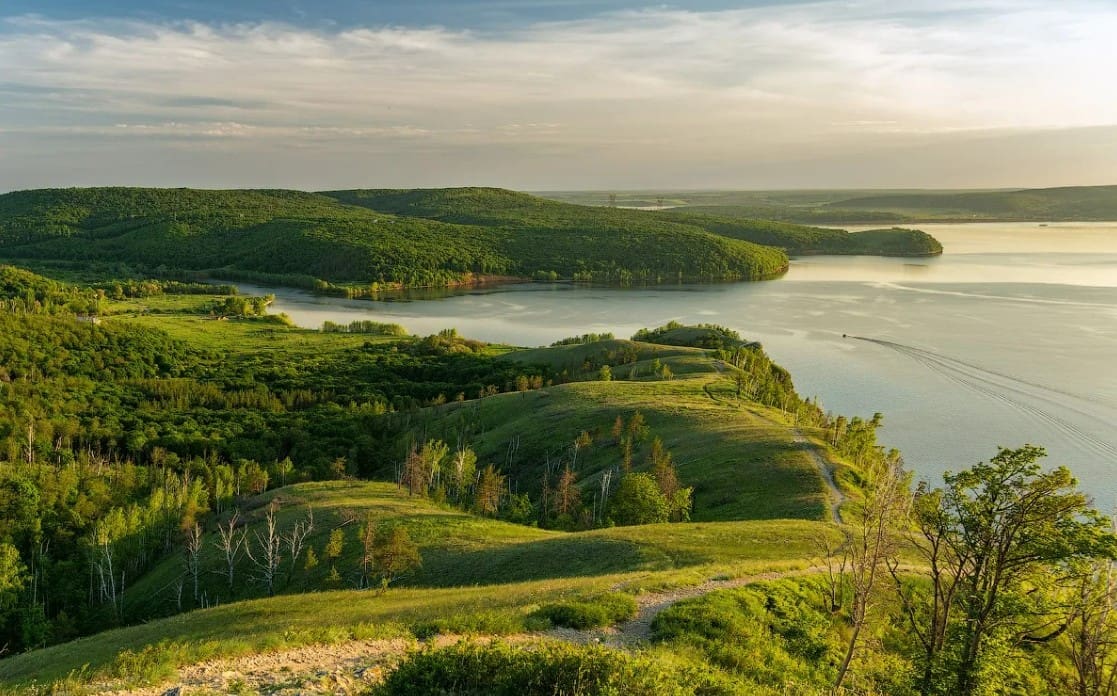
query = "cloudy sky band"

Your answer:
(1, 1), (1115, 190)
